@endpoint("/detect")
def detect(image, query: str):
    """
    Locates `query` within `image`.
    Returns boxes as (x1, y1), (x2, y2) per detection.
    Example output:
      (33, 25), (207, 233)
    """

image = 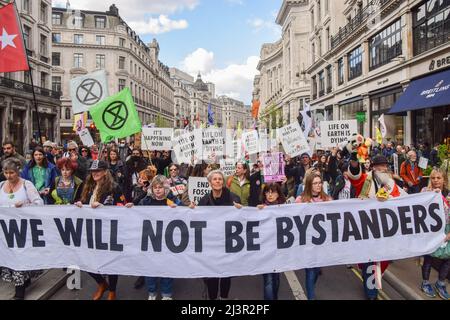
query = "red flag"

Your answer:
(0, 3), (29, 73)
